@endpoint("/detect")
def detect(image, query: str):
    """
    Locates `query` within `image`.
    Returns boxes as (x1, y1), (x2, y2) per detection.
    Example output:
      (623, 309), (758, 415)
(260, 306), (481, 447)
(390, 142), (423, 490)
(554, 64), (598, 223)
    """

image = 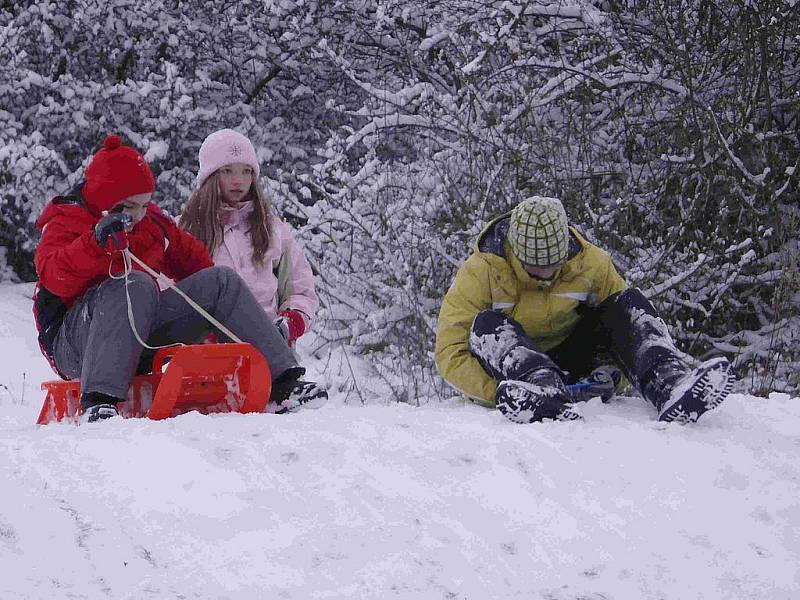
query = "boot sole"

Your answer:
(658, 358), (734, 424)
(497, 379), (575, 423)
(80, 405), (120, 424)
(300, 395), (328, 410)
(275, 393), (328, 414)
